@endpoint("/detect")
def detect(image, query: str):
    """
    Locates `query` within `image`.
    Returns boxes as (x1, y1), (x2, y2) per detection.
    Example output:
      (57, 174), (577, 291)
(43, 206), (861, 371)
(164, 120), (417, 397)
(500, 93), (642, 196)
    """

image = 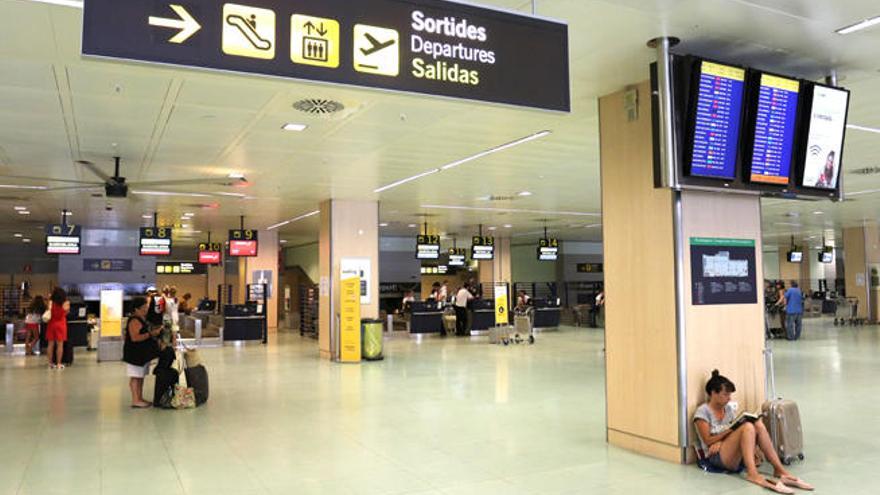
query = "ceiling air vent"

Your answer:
(849, 166), (880, 175)
(293, 99), (345, 115)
